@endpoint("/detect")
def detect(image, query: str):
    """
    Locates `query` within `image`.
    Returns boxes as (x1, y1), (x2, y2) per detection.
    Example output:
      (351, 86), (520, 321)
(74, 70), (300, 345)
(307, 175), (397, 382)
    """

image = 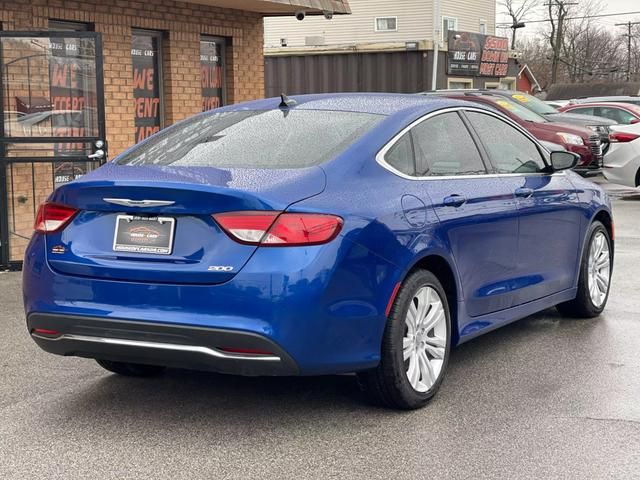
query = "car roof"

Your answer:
(217, 93), (484, 117)
(422, 88), (520, 95)
(565, 102), (640, 110)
